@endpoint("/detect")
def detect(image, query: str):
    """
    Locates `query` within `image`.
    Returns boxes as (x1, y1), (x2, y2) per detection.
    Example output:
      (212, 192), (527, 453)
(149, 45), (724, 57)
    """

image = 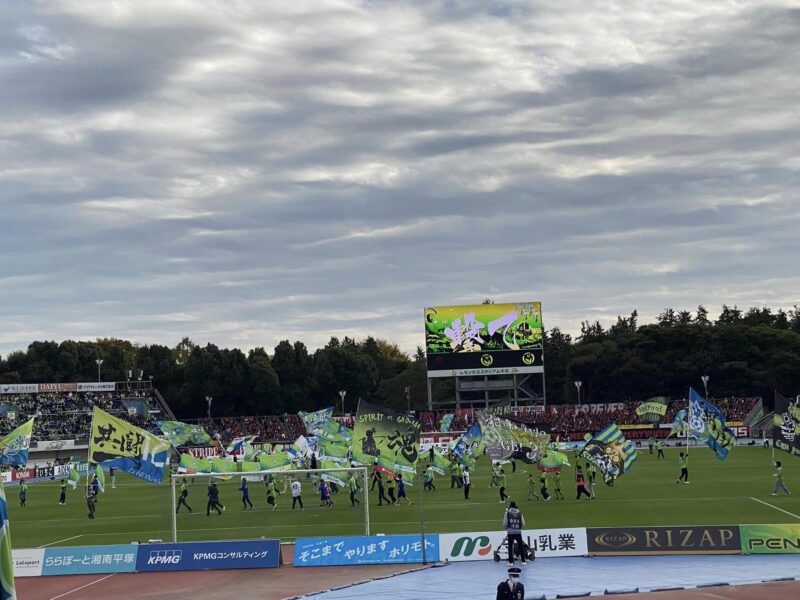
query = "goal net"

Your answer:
(170, 467), (369, 543)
